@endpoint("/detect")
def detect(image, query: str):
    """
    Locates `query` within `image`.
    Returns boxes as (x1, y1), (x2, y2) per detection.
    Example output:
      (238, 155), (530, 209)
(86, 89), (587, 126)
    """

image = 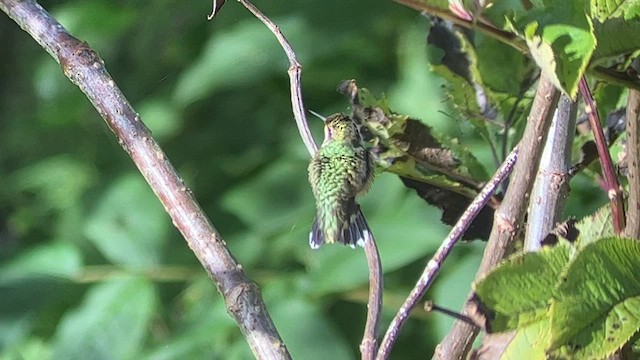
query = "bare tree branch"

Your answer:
(524, 94), (576, 251)
(434, 75), (559, 360)
(625, 89), (640, 238)
(236, 0), (317, 156)
(0, 1), (291, 359)
(377, 146), (519, 360)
